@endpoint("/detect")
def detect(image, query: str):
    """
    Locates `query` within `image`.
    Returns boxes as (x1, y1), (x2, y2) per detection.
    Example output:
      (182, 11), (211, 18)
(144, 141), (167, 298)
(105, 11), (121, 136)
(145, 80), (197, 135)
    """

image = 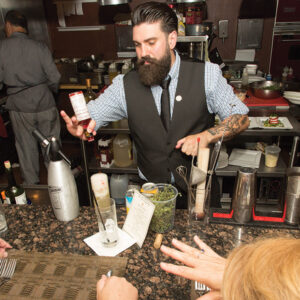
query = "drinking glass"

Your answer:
(187, 186), (207, 223)
(0, 202), (8, 234)
(96, 198), (118, 247)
